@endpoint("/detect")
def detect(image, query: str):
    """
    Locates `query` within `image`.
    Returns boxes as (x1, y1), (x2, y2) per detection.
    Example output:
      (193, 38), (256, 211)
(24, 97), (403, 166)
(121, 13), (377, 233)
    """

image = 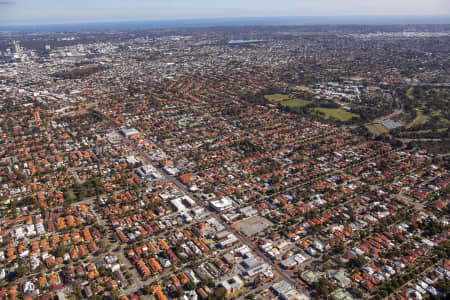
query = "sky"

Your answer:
(0, 0), (449, 26)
